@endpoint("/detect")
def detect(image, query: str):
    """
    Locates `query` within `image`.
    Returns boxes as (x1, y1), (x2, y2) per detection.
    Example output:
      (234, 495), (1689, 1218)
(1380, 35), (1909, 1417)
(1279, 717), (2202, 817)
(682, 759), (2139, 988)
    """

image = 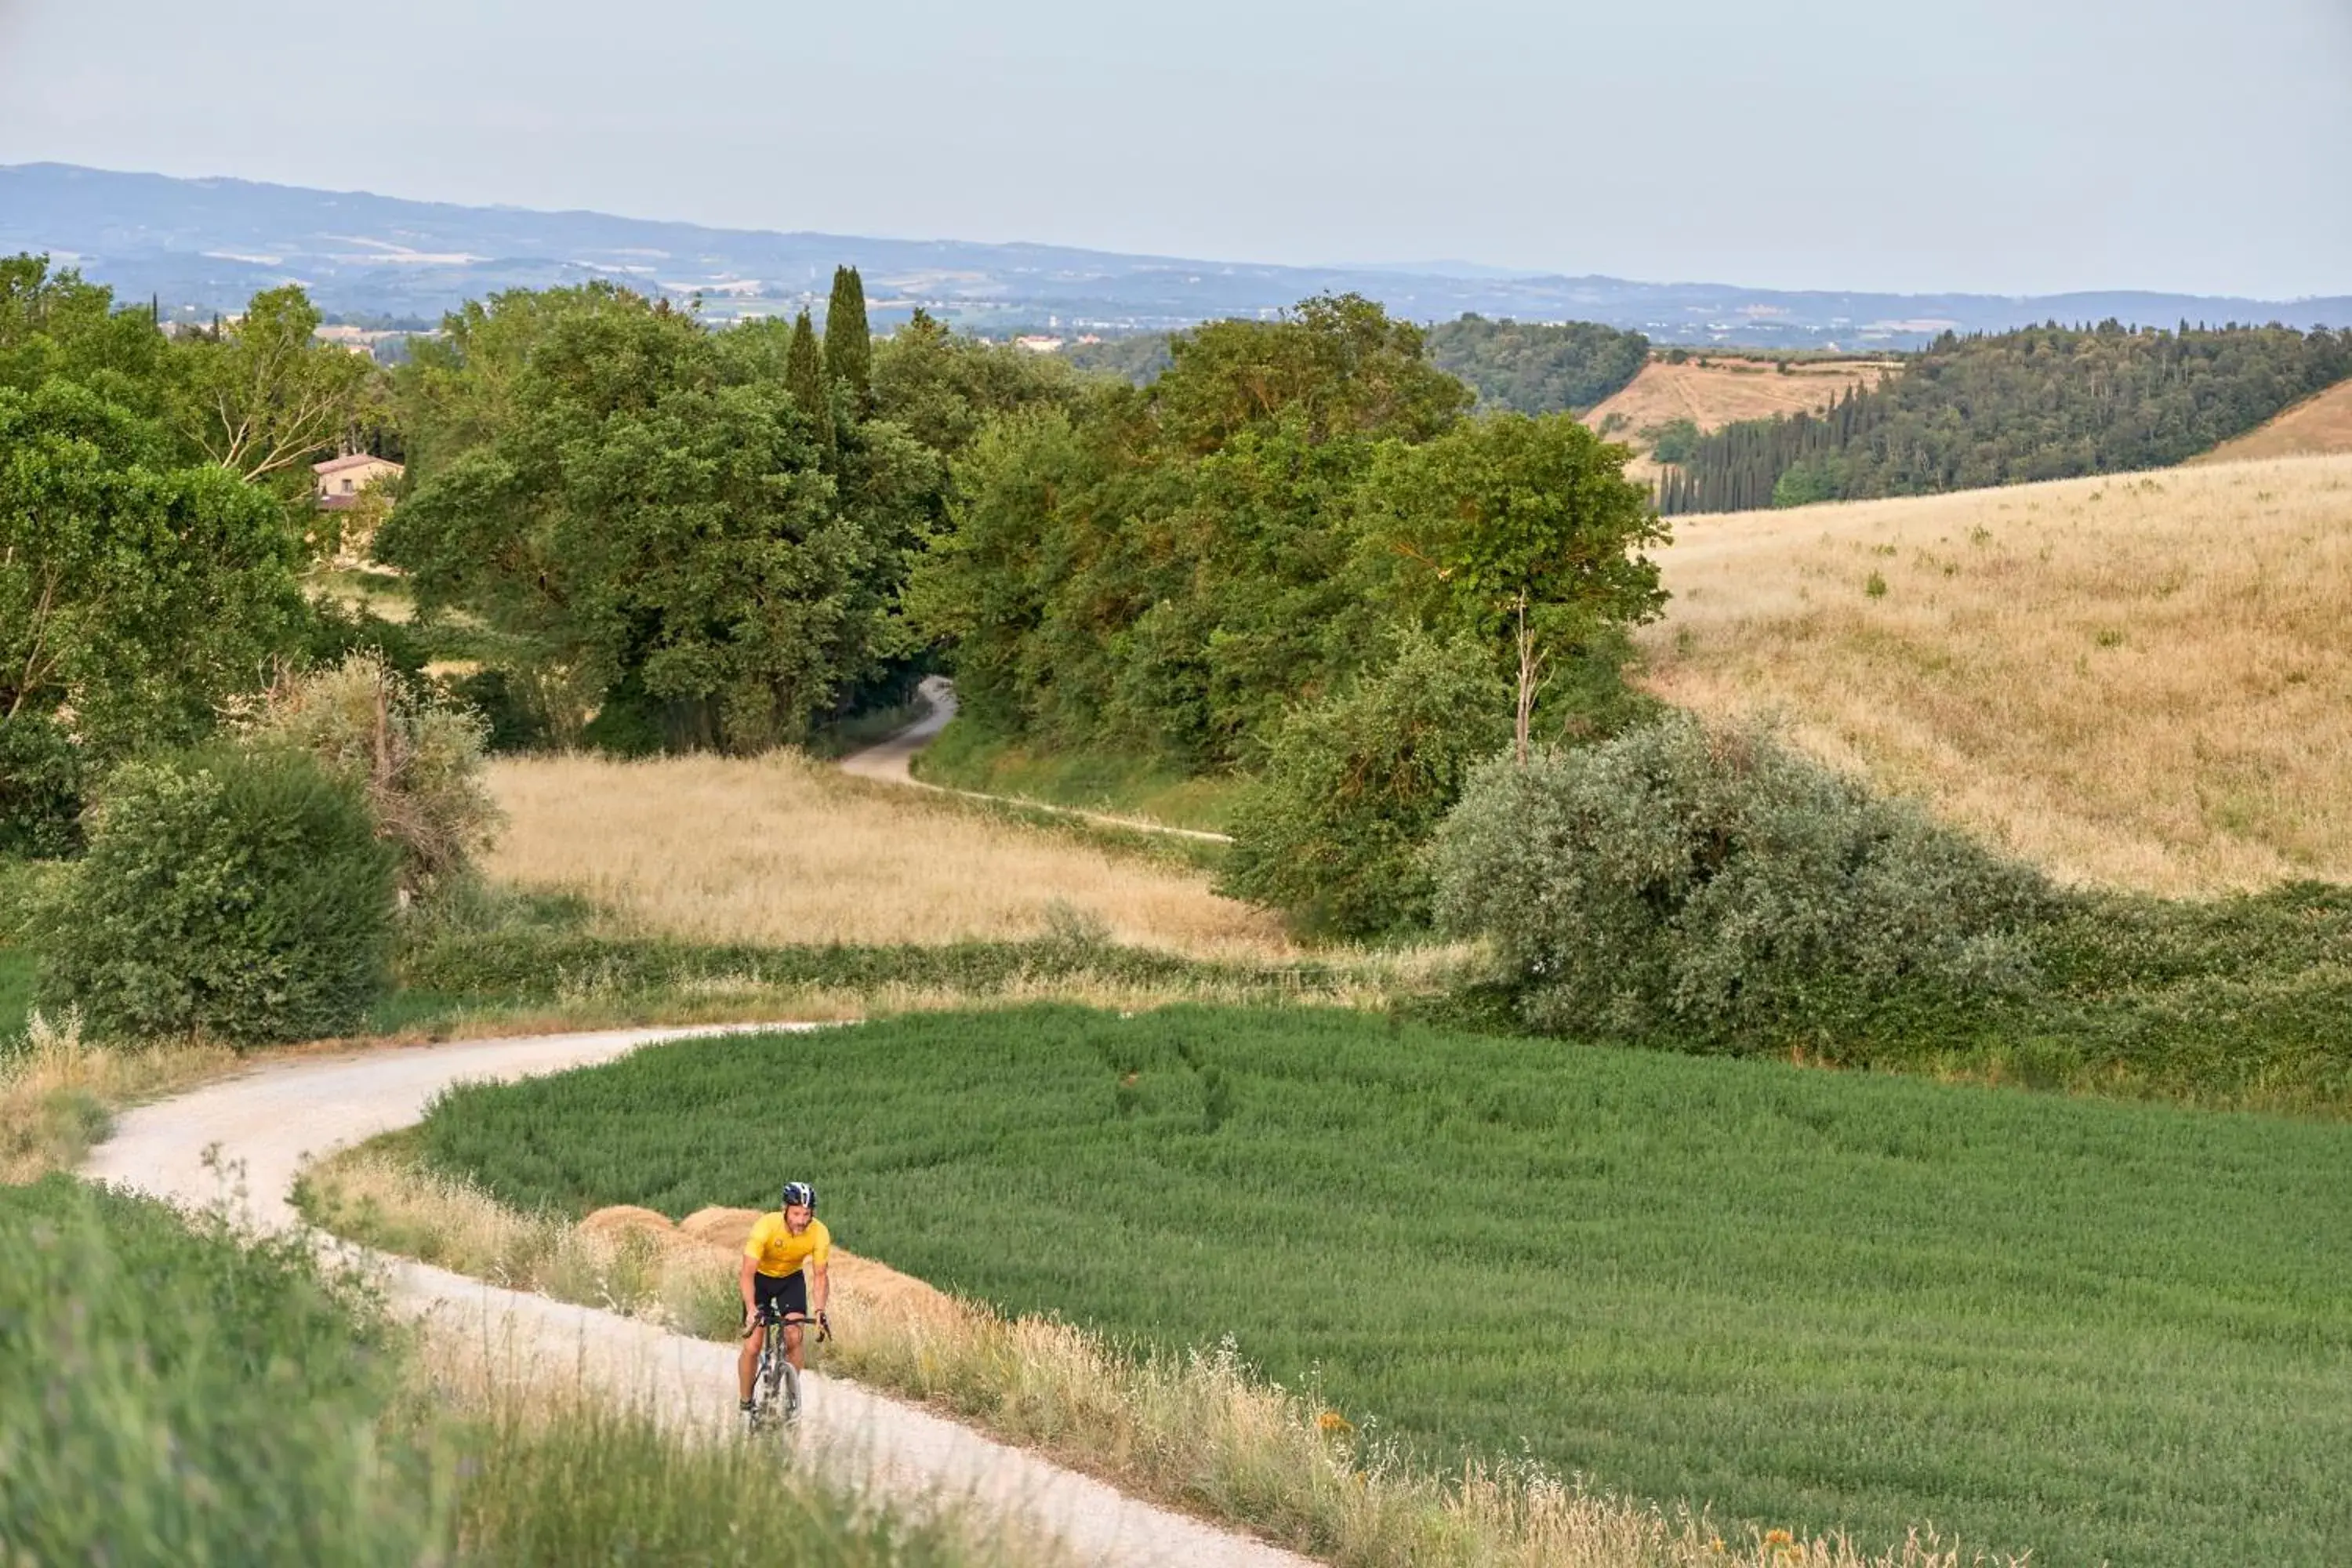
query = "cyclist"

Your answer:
(737, 1181), (832, 1417)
